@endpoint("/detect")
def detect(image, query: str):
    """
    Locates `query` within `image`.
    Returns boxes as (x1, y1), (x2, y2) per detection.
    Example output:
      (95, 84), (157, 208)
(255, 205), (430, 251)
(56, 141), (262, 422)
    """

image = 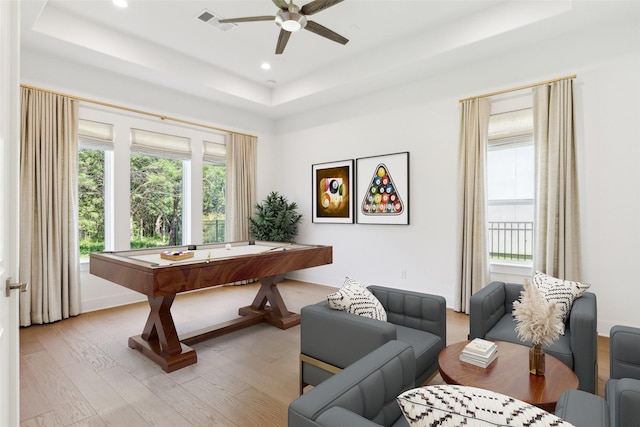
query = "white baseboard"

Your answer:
(81, 292), (146, 313)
